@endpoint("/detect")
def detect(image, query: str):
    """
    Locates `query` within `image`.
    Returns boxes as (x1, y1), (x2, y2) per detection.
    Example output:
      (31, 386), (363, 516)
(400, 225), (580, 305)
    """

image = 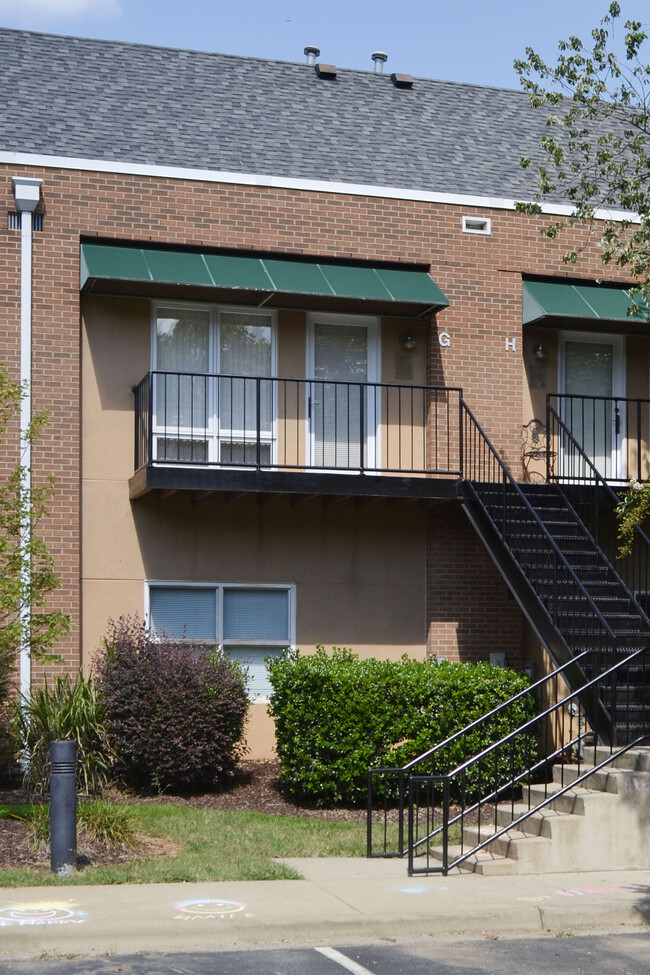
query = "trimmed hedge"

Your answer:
(268, 647), (536, 805)
(95, 616), (249, 793)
